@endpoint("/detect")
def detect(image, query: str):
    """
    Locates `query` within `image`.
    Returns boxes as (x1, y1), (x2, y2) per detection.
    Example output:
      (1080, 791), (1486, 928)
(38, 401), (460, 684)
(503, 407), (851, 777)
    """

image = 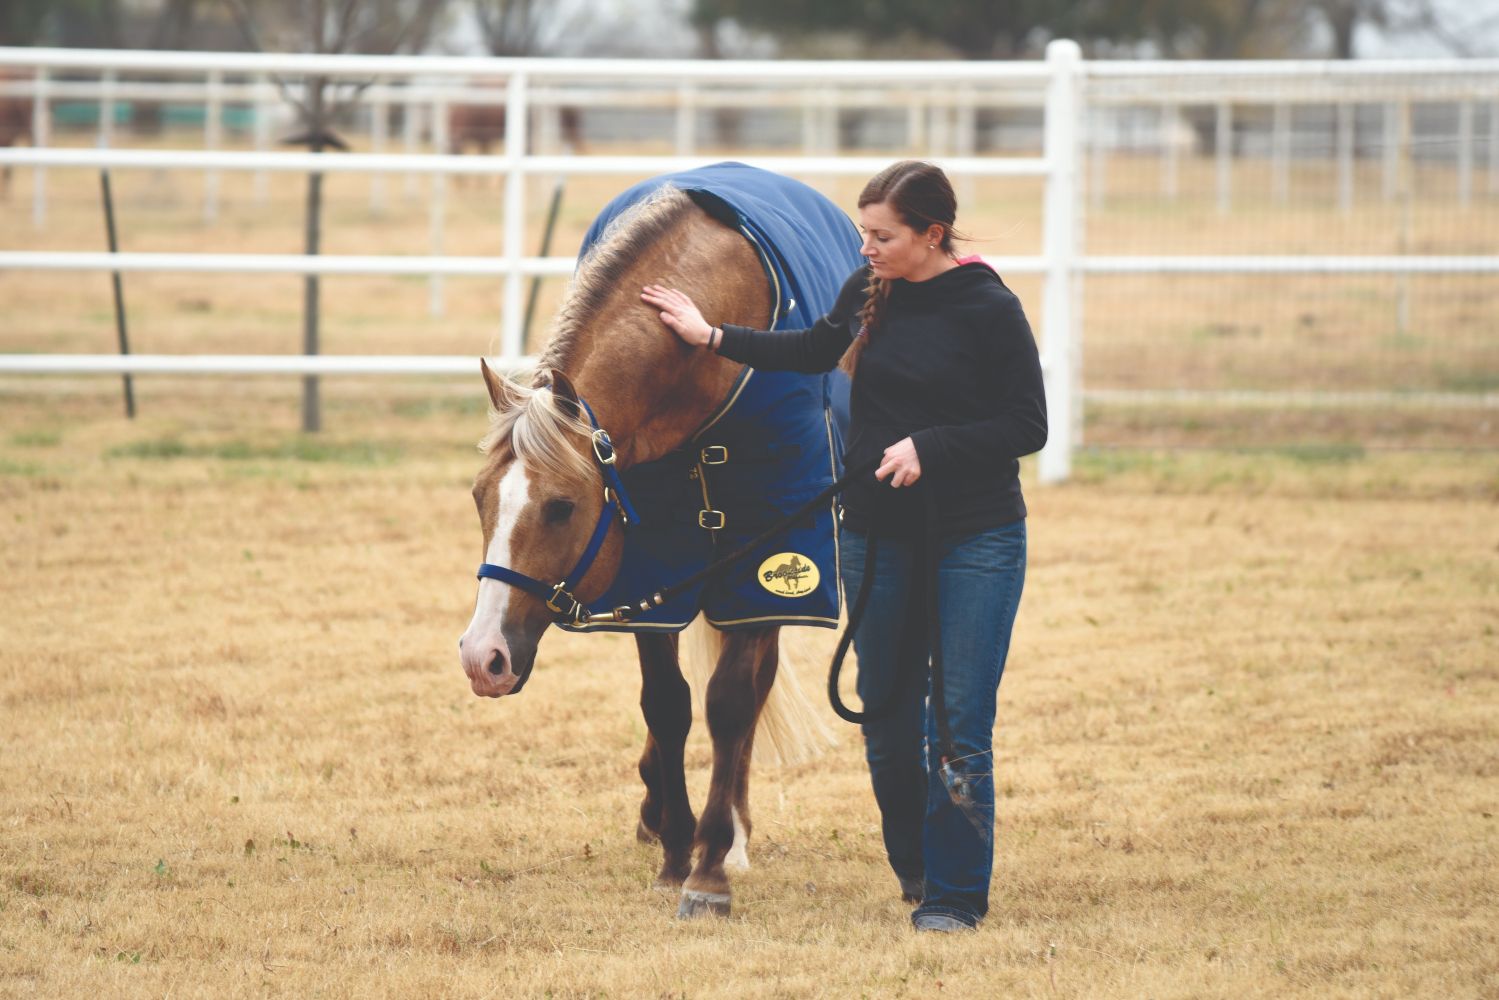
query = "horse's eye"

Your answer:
(544, 499), (575, 524)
